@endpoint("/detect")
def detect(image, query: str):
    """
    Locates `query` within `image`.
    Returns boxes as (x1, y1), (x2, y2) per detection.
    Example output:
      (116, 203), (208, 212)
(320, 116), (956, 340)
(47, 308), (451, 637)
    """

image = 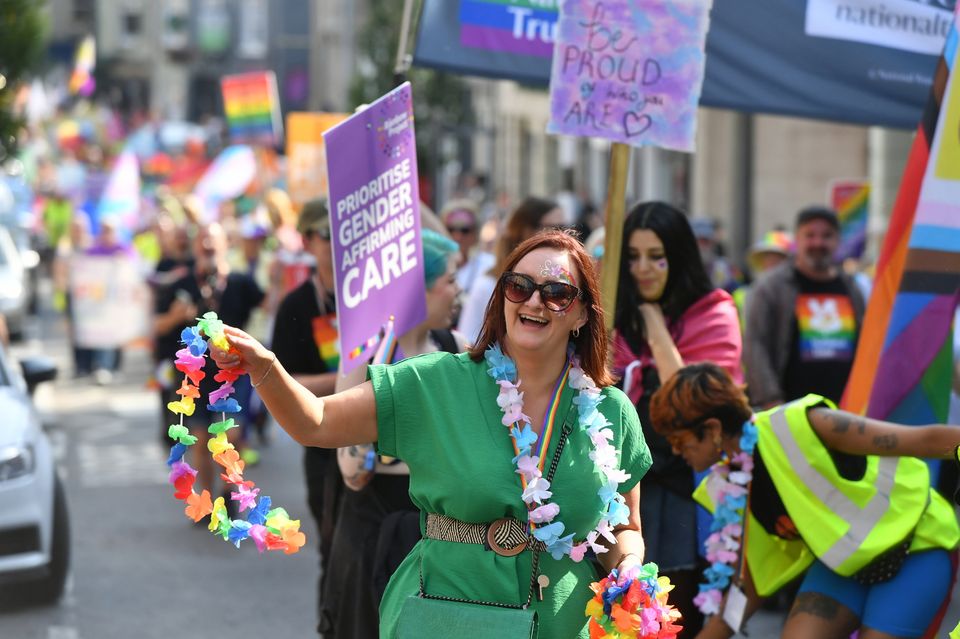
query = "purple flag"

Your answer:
(324, 83), (427, 374)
